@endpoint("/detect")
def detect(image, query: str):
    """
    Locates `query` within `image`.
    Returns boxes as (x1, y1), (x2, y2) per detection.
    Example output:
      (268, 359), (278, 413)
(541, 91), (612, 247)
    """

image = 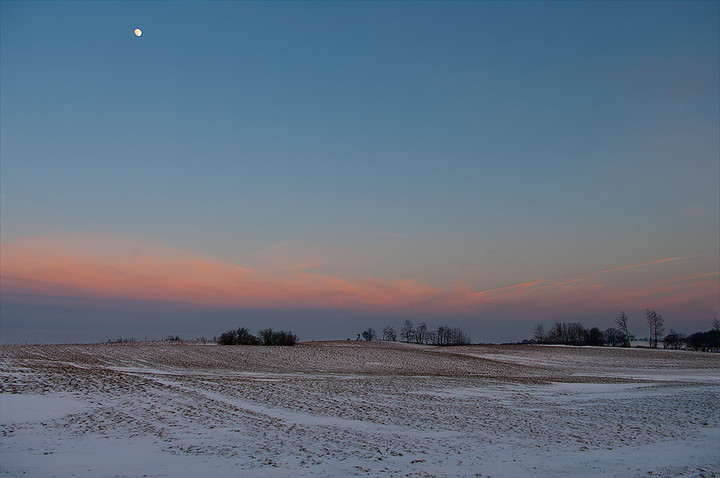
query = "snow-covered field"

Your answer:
(1, 341), (719, 477)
